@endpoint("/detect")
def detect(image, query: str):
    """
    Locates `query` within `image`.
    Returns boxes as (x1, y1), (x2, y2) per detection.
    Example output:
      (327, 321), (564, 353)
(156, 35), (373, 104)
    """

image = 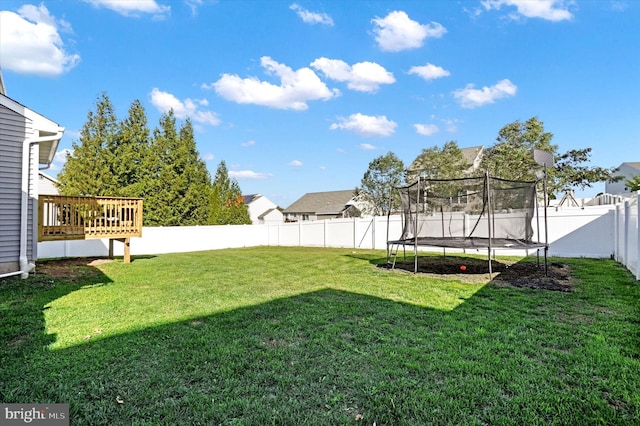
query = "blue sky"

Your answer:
(1, 0), (638, 207)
